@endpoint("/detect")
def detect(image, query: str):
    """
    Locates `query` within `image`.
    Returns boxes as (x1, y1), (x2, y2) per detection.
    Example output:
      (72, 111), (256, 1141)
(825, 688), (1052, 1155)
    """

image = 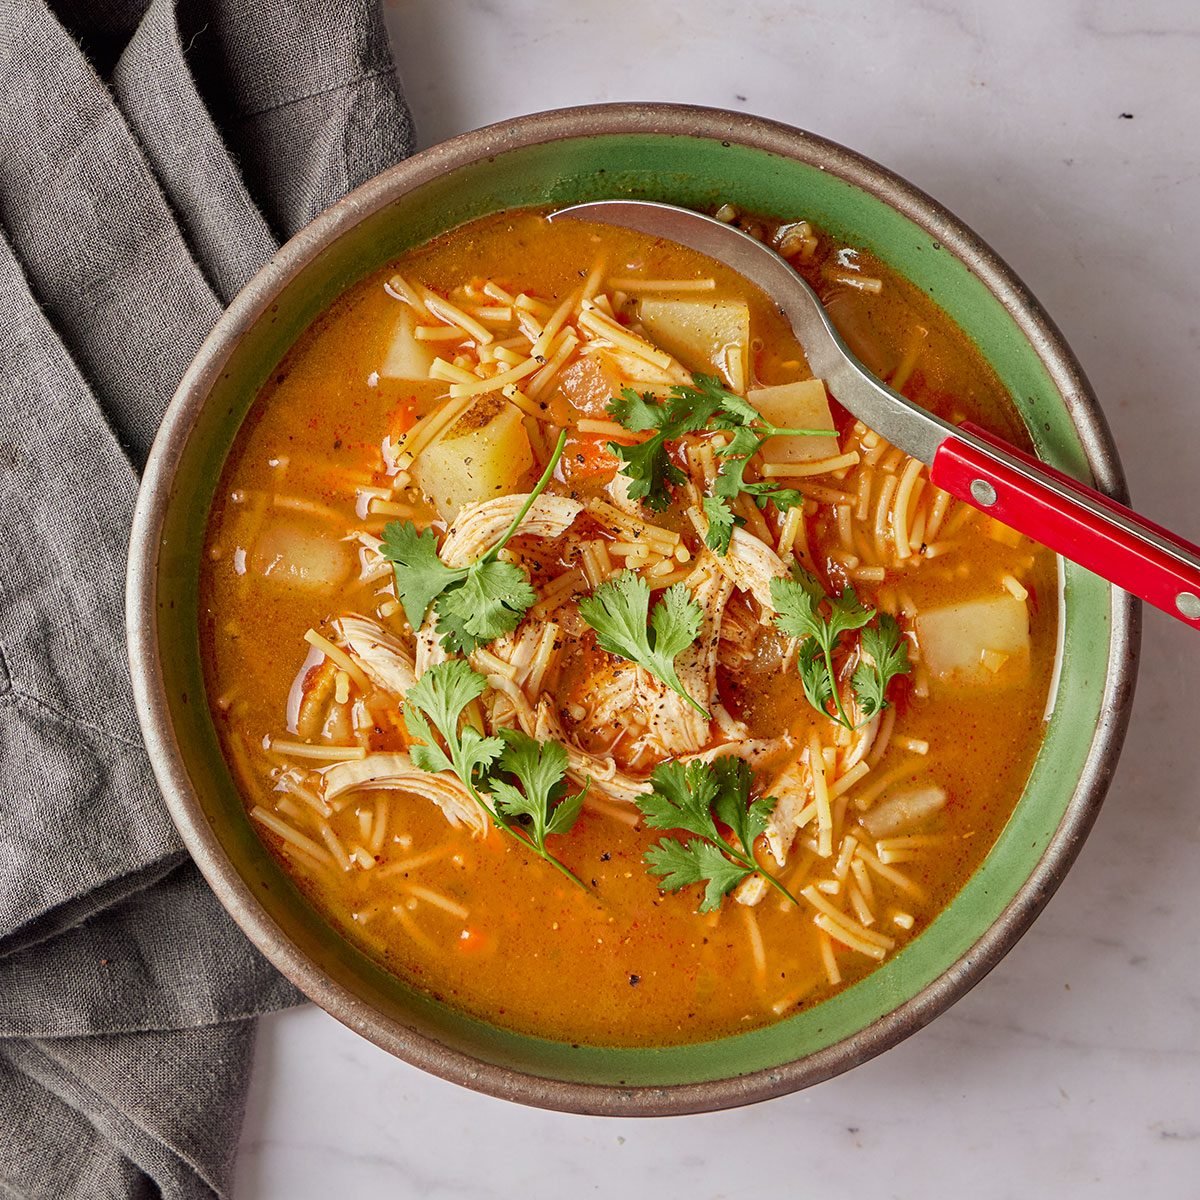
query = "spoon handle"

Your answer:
(931, 422), (1200, 628)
